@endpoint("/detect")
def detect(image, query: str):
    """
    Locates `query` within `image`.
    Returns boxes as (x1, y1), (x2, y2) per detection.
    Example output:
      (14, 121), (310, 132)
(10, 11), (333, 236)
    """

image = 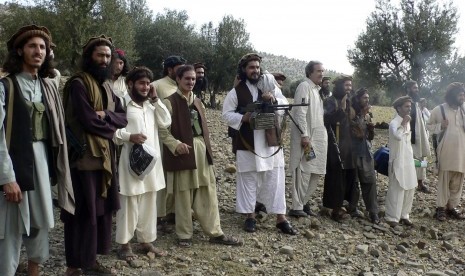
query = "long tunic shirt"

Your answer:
(222, 80), (287, 173)
(0, 72), (54, 237)
(427, 104), (465, 173)
(110, 75), (128, 107)
(152, 76), (177, 100)
(289, 78), (327, 174)
(411, 102), (431, 158)
(115, 96), (171, 196)
(158, 90), (215, 193)
(389, 115), (417, 190)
